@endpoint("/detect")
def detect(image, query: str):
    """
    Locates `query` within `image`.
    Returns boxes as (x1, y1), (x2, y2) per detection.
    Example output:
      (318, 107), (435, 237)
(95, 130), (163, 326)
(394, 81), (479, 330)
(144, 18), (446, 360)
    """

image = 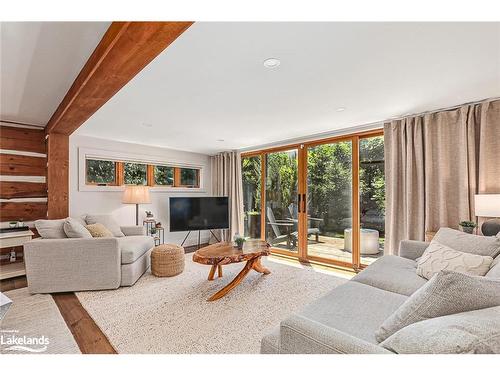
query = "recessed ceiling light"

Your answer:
(217, 139), (225, 142)
(336, 107), (346, 112)
(142, 123), (153, 128)
(263, 58), (280, 68)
